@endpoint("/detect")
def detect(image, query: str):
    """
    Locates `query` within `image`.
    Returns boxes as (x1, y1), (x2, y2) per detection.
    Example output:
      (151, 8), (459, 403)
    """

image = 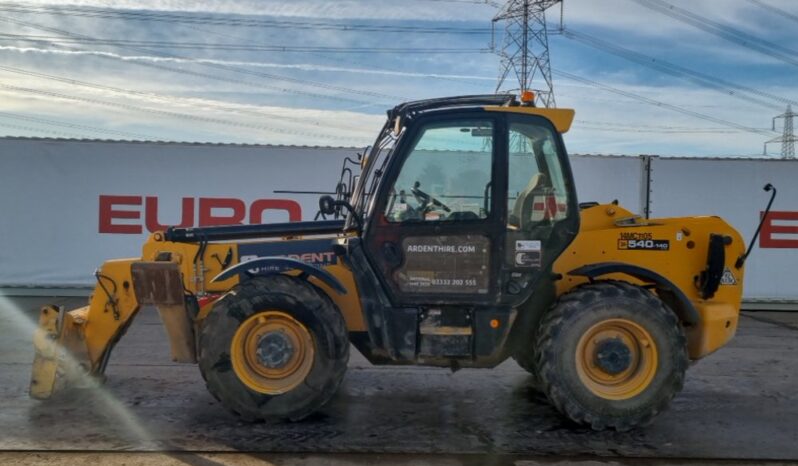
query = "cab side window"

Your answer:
(384, 120), (493, 222)
(507, 121), (568, 229)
